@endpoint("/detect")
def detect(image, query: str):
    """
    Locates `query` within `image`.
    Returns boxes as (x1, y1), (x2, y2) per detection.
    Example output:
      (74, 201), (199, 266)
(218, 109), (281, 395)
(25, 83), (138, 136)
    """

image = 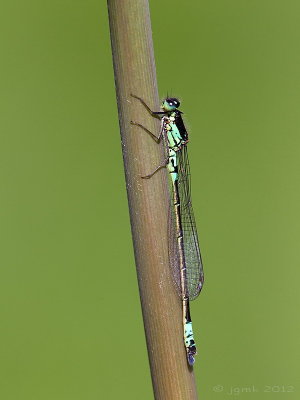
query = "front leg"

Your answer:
(130, 94), (165, 117)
